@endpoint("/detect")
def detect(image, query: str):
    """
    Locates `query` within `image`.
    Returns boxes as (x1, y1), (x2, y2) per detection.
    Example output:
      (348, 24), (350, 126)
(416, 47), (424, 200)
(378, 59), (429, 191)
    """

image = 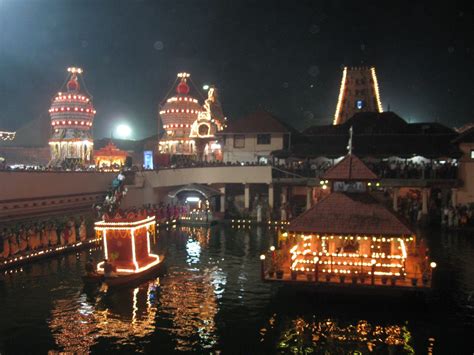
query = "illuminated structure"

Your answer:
(262, 150), (436, 289)
(158, 72), (224, 162)
(0, 131), (15, 141)
(334, 67), (383, 125)
(95, 214), (159, 274)
(49, 67), (96, 166)
(94, 141), (128, 168)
